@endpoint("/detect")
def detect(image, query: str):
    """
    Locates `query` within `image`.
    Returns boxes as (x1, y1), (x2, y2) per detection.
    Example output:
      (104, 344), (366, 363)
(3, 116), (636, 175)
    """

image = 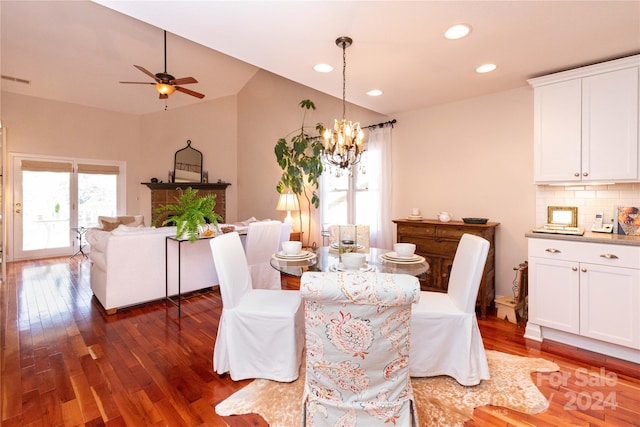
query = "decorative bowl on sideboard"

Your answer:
(462, 217), (489, 224)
